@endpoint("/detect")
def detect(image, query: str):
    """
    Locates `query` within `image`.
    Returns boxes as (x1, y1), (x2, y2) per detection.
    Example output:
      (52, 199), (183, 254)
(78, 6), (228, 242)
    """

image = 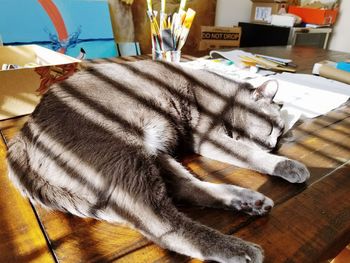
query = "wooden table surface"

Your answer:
(0, 46), (349, 263)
